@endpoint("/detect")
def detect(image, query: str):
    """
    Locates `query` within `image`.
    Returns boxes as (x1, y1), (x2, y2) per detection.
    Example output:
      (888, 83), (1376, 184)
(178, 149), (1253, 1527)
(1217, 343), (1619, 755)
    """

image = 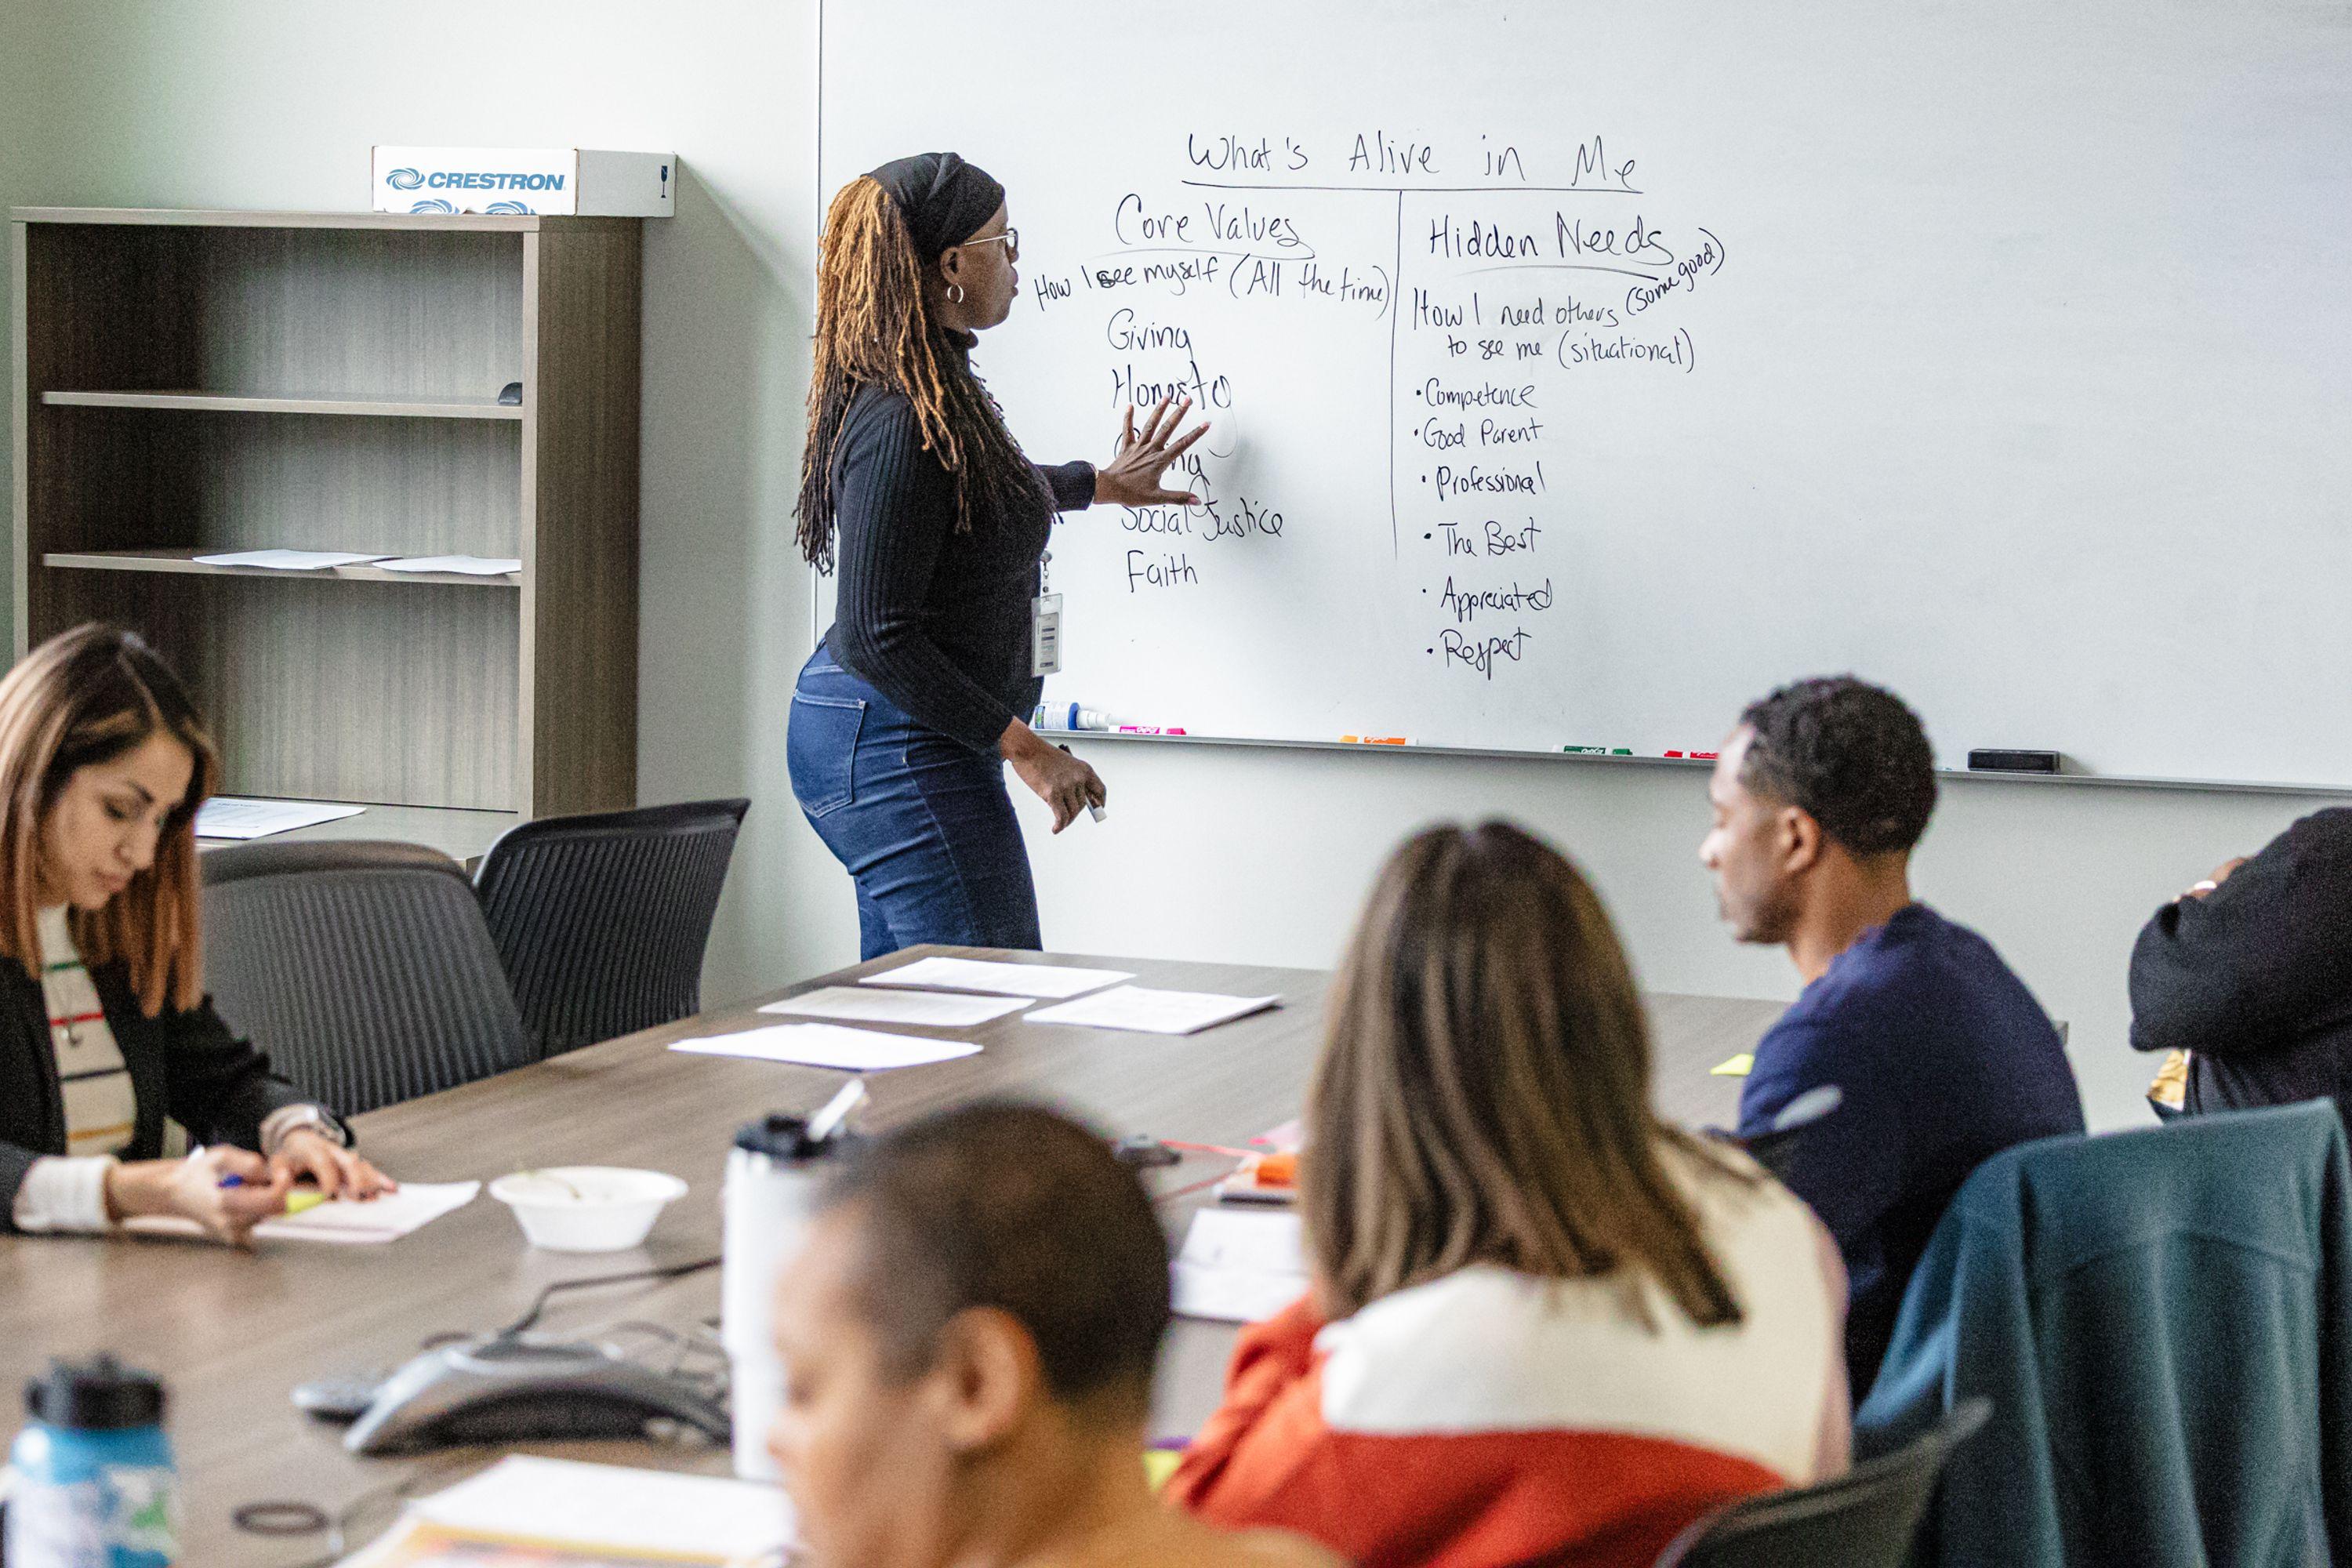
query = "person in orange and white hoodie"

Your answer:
(1167, 820), (1851, 1568)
